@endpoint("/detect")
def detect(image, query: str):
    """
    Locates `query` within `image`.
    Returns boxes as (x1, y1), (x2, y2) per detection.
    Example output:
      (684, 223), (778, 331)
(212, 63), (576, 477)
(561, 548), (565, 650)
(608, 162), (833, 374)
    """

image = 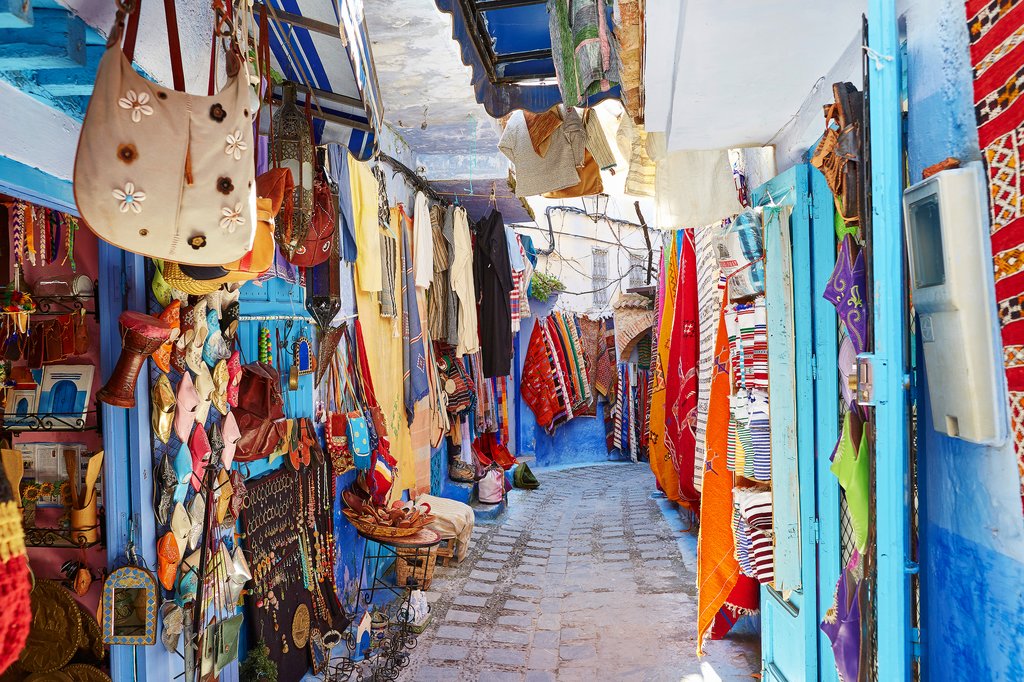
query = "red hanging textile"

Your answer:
(665, 230), (701, 510)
